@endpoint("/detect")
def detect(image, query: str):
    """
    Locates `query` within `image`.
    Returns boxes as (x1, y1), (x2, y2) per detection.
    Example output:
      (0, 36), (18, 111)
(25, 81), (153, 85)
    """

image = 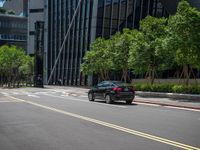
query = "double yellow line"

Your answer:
(9, 96), (200, 150)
